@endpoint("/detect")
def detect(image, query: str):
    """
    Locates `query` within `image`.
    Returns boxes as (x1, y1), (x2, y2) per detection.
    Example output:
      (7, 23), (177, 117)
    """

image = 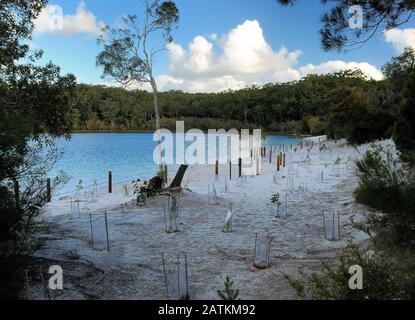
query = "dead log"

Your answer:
(169, 165), (189, 188)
